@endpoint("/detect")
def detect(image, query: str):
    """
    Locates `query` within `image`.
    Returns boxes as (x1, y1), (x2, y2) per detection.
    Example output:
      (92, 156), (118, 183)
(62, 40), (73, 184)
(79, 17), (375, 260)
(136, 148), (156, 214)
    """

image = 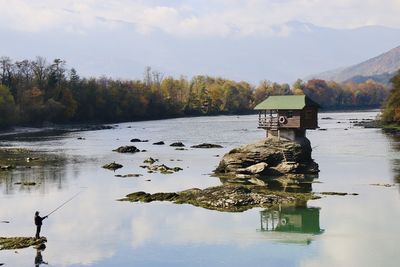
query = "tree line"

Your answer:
(0, 56), (390, 129)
